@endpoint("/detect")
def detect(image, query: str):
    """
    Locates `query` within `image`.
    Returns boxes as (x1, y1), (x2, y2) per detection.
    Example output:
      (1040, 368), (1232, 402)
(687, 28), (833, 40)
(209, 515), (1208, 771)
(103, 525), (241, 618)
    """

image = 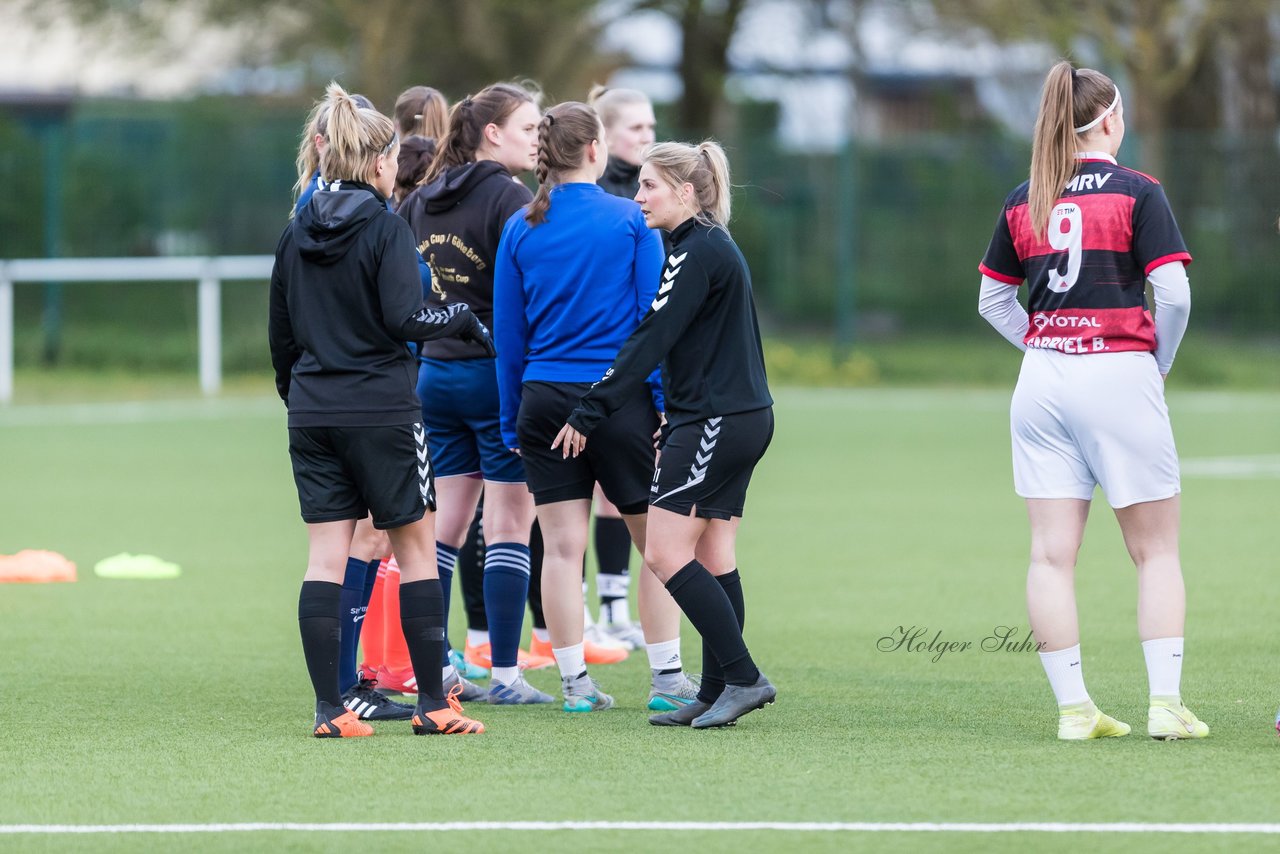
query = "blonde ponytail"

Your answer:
(644, 139), (733, 229)
(1028, 62), (1077, 240)
(321, 81), (396, 186)
(696, 142), (731, 226)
